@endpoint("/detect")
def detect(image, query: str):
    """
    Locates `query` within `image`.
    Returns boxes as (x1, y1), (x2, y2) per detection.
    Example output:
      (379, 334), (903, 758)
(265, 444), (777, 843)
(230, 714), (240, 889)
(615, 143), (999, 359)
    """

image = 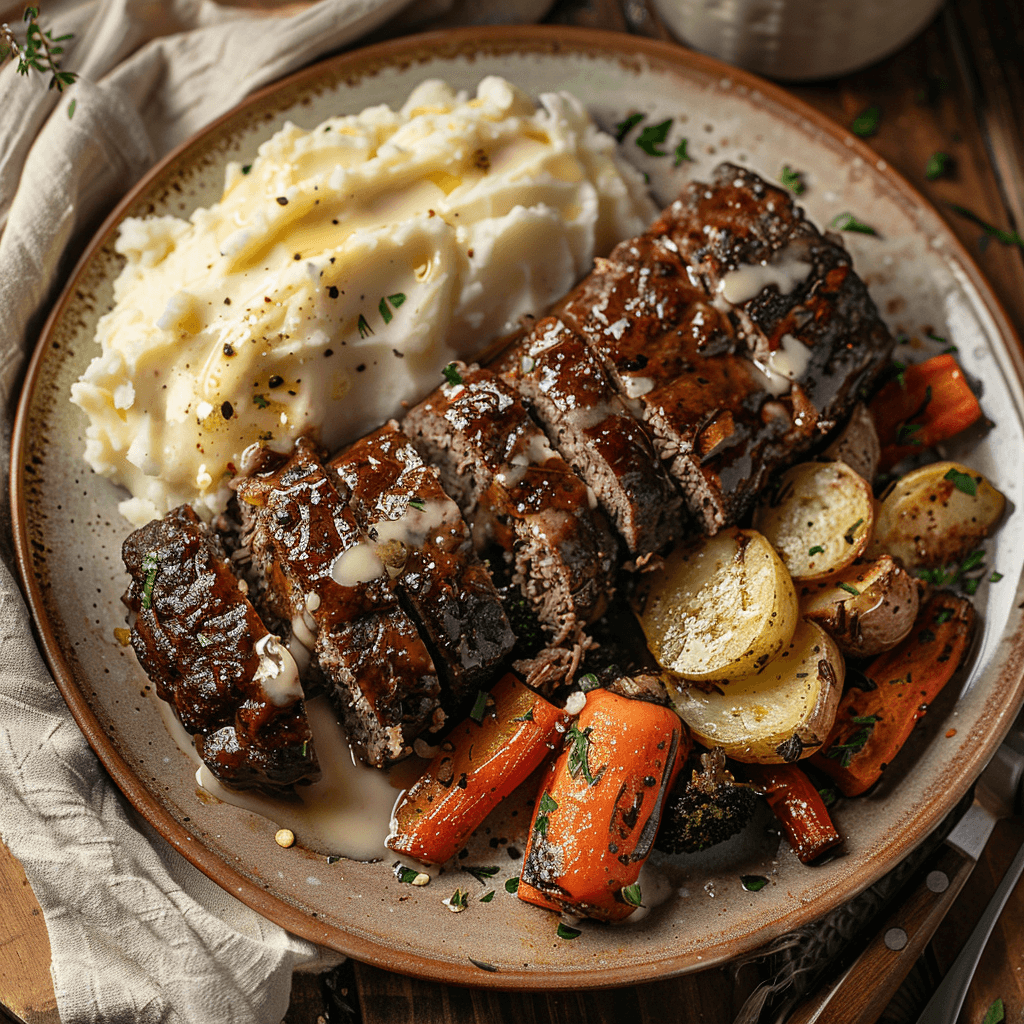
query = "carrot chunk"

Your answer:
(811, 593), (976, 796)
(746, 763), (840, 863)
(870, 354), (982, 471)
(517, 688), (689, 922)
(386, 673), (572, 864)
